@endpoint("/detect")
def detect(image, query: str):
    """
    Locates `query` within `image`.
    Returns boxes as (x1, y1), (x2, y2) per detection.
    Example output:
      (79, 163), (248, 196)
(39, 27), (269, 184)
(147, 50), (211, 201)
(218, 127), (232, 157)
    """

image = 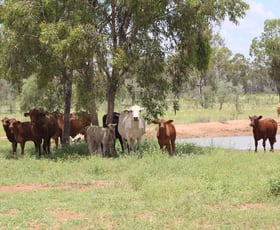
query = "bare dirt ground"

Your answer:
(144, 119), (253, 139)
